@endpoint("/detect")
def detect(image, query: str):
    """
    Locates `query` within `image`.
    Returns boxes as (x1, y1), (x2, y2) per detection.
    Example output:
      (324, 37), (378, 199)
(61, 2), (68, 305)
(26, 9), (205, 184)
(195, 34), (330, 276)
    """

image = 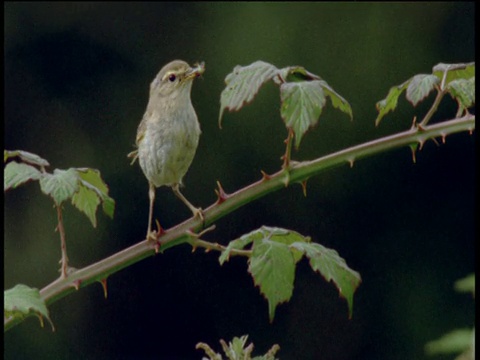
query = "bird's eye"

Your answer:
(168, 74), (176, 82)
